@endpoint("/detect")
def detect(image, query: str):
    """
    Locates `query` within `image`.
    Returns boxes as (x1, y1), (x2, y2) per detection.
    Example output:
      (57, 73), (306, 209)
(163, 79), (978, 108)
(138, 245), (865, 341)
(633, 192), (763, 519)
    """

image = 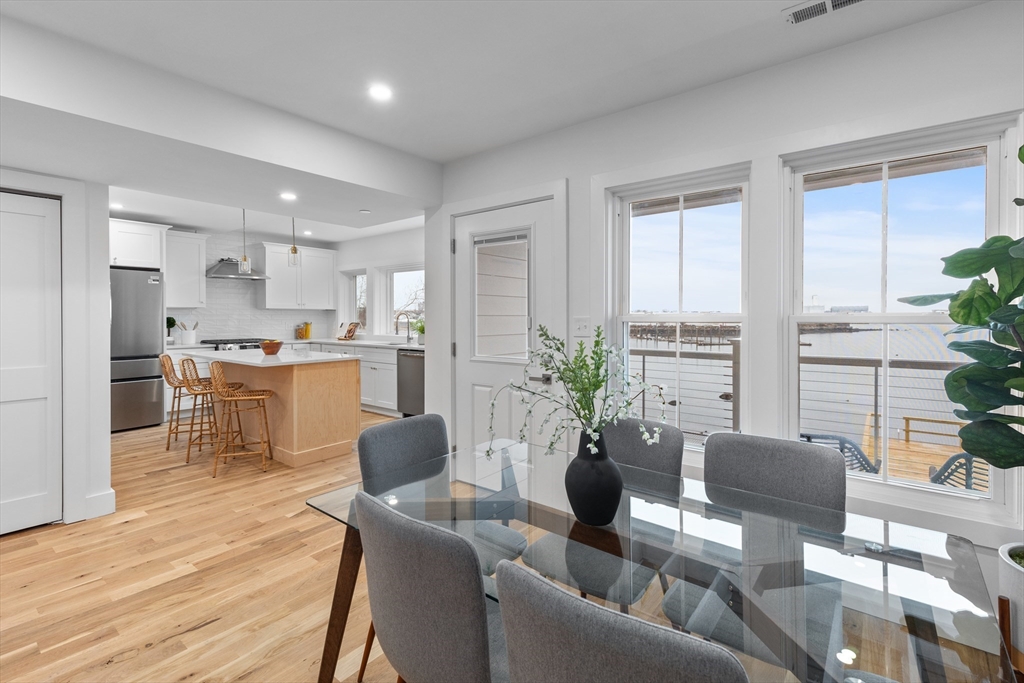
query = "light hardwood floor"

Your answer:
(0, 412), (399, 683)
